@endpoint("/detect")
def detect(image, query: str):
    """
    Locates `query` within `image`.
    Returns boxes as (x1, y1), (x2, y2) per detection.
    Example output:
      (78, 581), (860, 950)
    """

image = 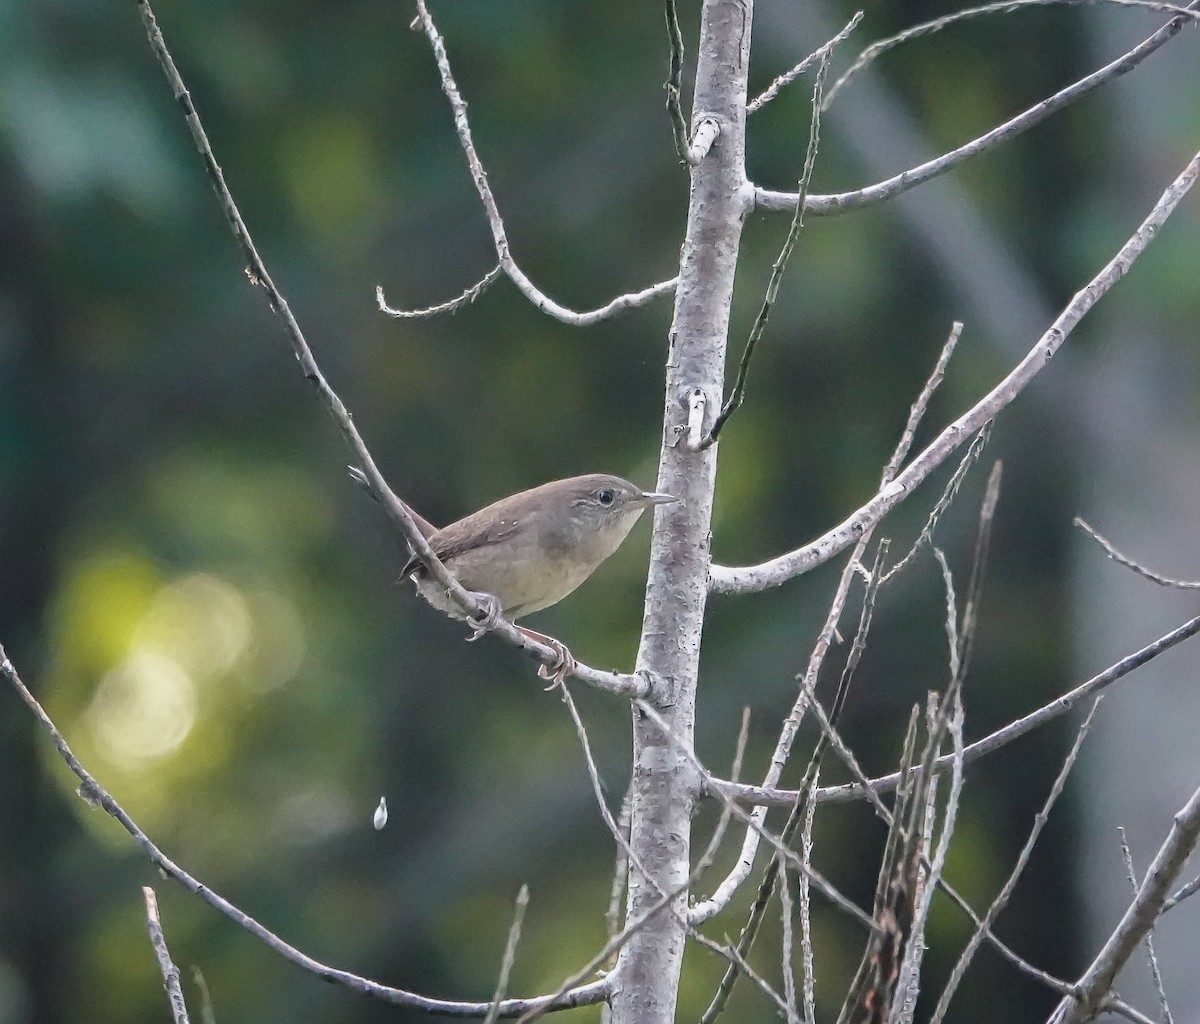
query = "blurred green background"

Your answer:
(1, 1), (1198, 1022)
